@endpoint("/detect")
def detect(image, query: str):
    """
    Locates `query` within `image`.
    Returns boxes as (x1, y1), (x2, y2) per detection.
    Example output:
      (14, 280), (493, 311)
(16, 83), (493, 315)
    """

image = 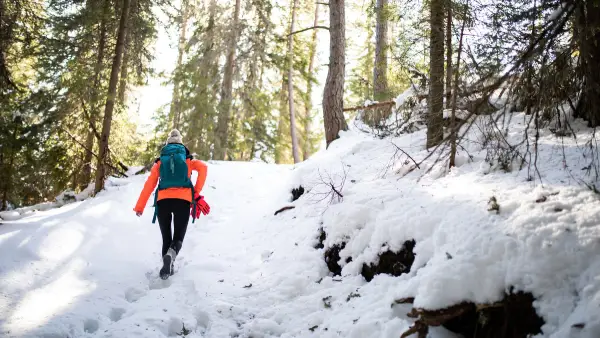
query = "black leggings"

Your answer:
(156, 198), (191, 256)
